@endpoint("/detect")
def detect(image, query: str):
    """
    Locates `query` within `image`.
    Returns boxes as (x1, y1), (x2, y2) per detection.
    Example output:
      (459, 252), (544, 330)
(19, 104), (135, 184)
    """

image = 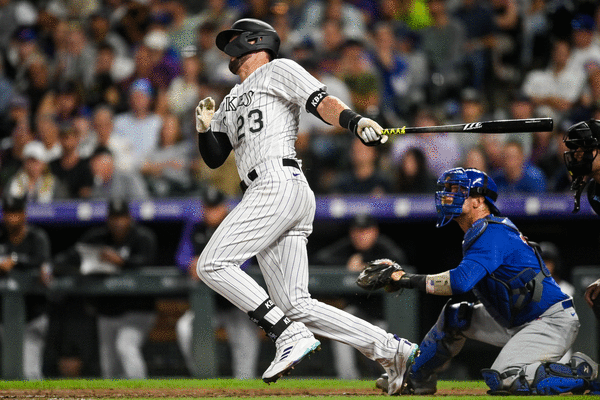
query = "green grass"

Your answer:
(0, 379), (592, 399)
